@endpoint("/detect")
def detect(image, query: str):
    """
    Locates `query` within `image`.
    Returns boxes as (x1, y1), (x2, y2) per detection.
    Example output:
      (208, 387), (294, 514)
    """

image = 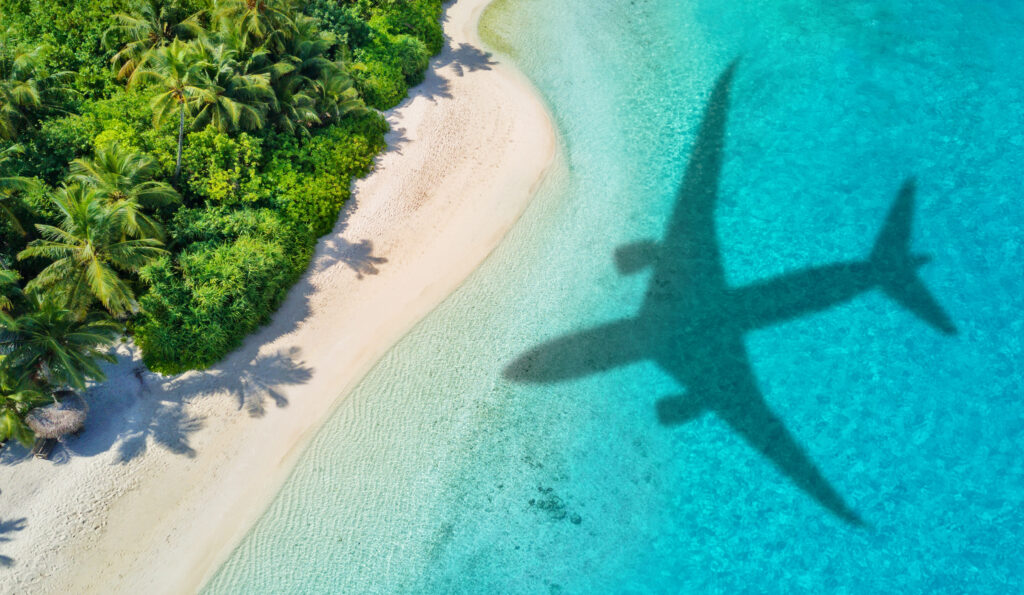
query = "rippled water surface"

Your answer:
(207, 0), (1024, 591)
